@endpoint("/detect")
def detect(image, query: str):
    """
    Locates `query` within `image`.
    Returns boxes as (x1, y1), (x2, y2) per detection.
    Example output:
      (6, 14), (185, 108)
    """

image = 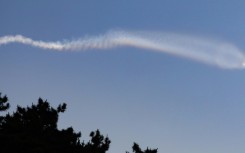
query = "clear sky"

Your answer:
(1, 1), (245, 153)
